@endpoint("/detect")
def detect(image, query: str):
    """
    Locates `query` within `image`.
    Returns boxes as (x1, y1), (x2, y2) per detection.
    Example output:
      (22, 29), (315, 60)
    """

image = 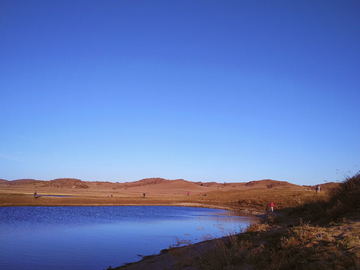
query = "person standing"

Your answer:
(34, 191), (37, 199)
(270, 202), (274, 212)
